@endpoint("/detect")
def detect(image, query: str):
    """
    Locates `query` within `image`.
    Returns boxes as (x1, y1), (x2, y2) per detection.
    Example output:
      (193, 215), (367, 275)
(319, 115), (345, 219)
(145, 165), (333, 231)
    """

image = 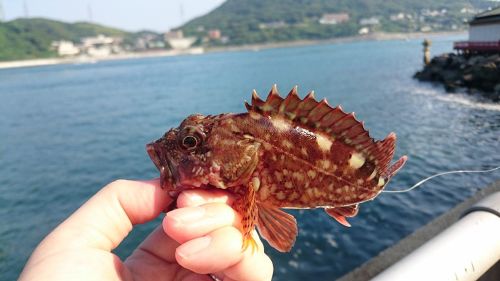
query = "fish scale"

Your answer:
(146, 85), (407, 252)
